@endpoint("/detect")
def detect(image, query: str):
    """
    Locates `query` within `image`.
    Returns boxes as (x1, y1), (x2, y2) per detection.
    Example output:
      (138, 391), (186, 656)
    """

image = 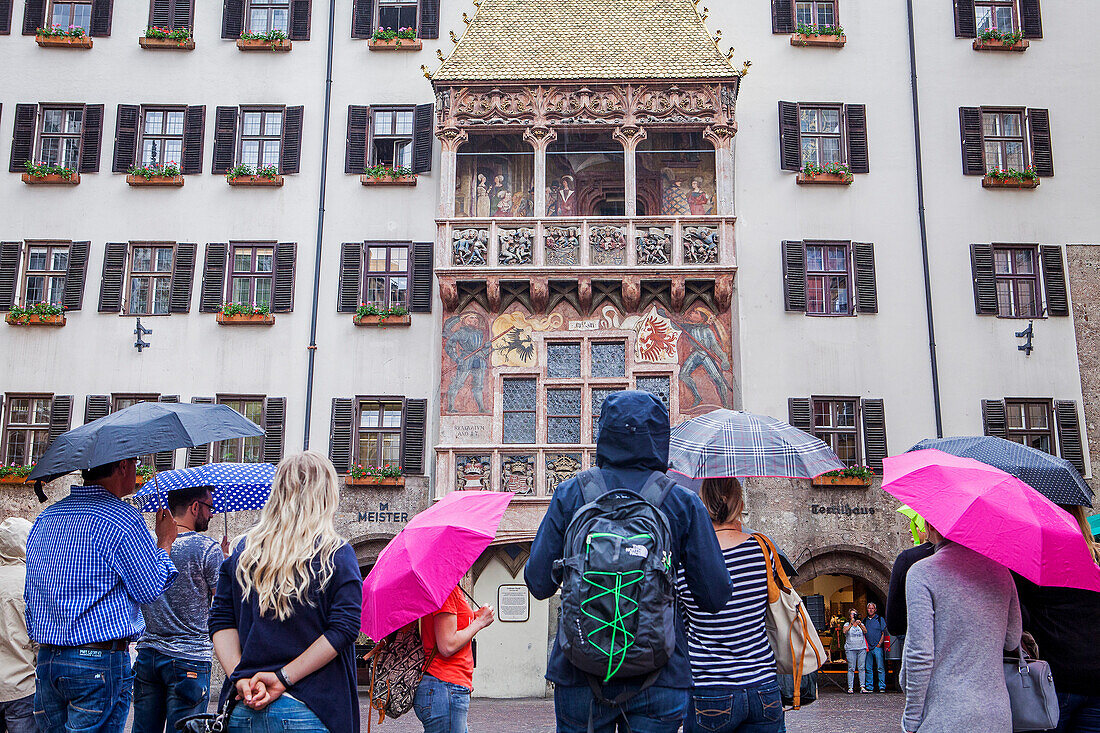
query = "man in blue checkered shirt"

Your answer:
(25, 457), (178, 733)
